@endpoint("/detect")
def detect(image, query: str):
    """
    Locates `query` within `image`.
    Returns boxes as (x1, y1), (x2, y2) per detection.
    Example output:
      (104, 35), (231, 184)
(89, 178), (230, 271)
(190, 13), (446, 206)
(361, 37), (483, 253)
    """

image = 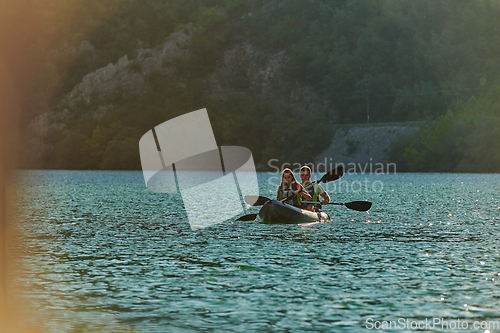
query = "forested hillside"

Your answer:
(22, 0), (500, 171)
